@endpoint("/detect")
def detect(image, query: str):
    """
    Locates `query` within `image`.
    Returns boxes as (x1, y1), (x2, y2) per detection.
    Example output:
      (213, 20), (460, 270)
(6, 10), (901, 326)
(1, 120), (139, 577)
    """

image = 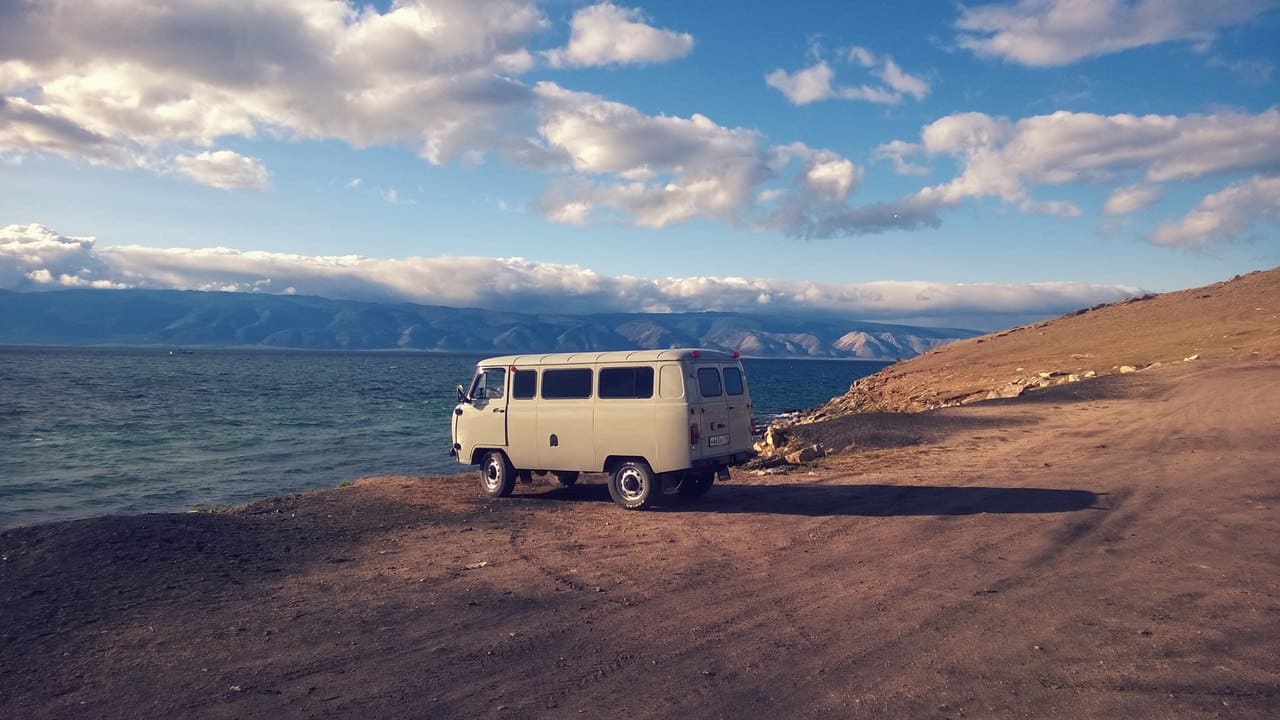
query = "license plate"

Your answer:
(708, 434), (729, 447)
